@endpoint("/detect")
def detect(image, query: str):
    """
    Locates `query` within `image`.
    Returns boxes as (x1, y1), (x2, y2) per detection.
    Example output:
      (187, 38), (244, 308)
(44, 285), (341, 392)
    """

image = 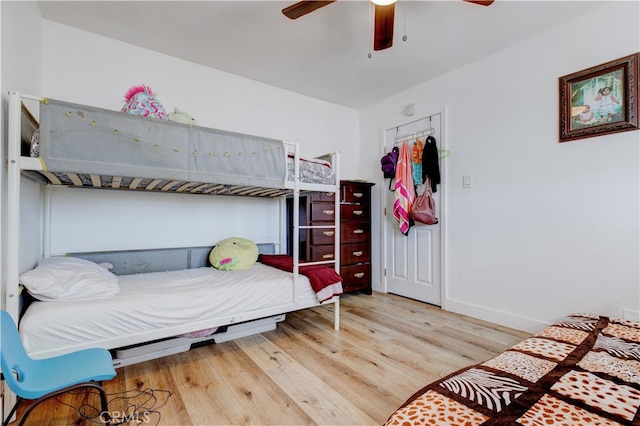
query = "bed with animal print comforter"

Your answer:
(385, 313), (640, 425)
